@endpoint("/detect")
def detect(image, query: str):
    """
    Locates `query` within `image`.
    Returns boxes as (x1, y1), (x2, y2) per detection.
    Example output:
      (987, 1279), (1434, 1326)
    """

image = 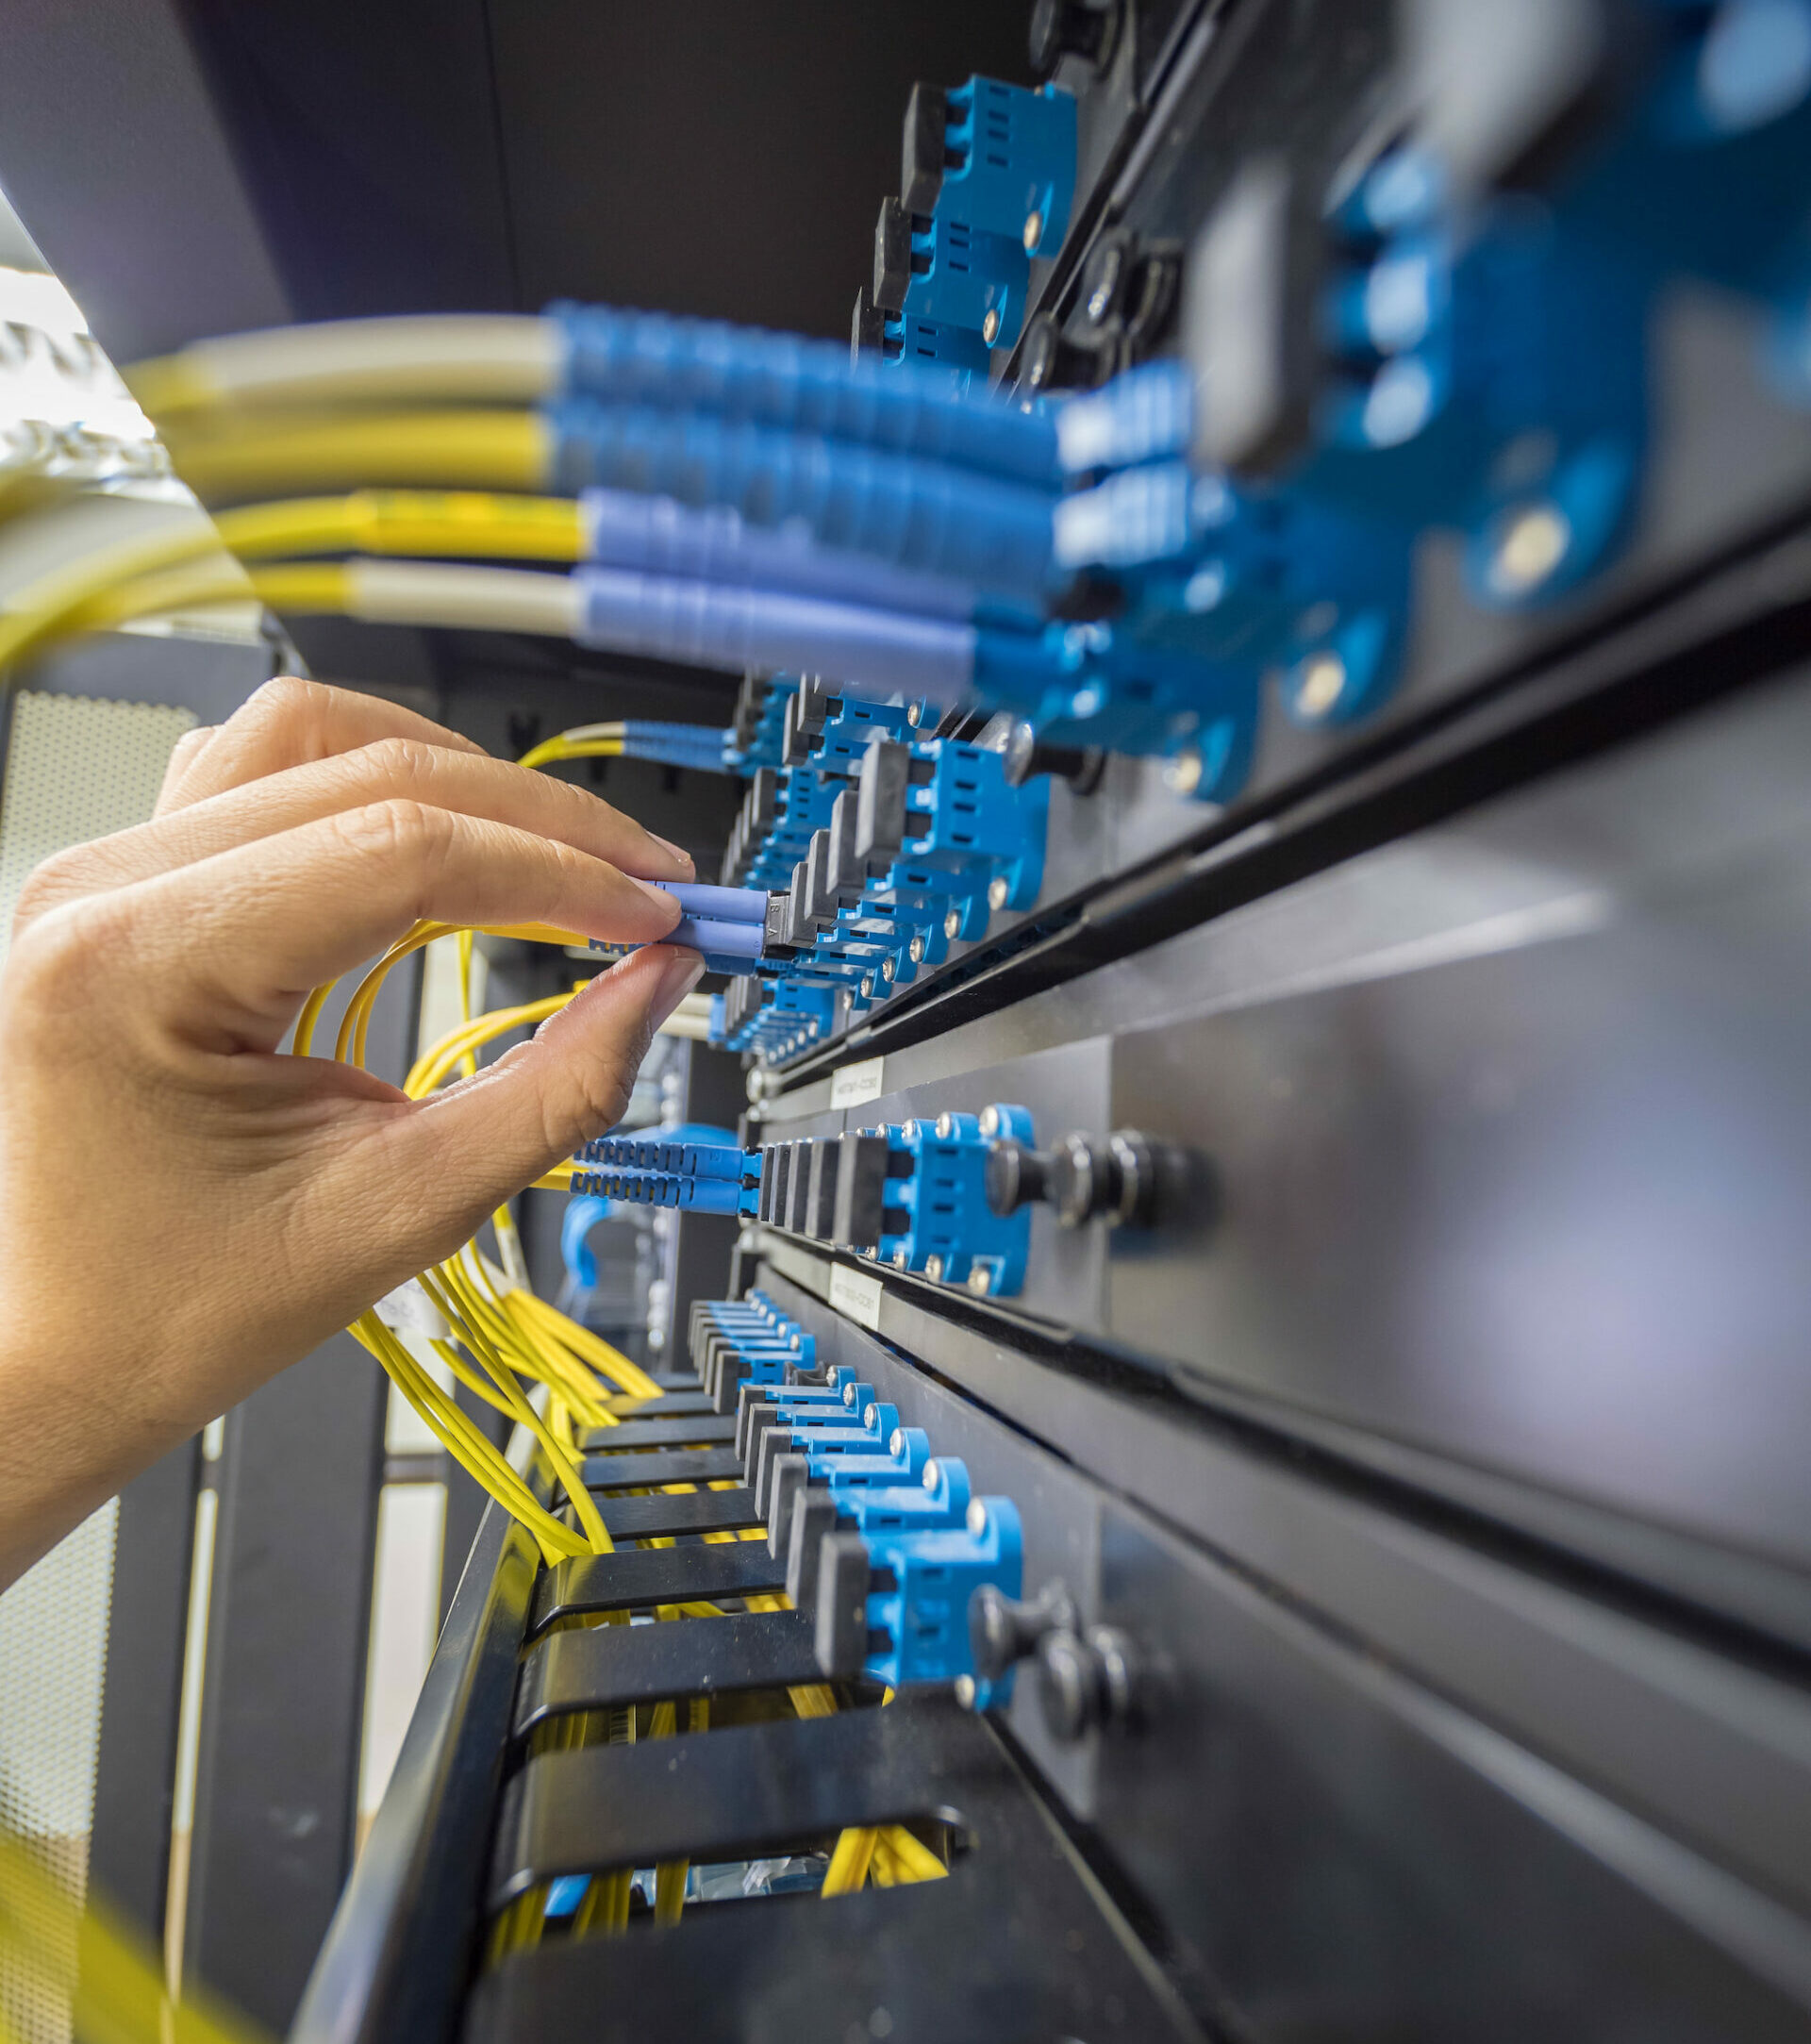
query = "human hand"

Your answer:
(0, 677), (703, 1585)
